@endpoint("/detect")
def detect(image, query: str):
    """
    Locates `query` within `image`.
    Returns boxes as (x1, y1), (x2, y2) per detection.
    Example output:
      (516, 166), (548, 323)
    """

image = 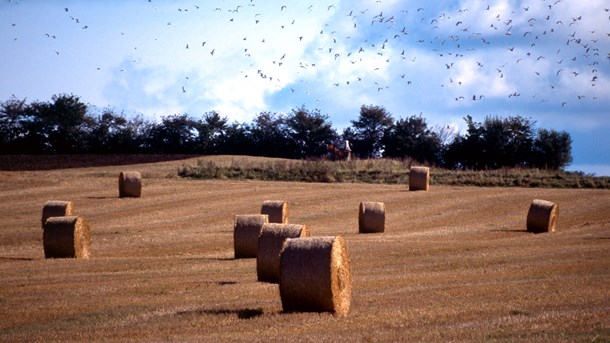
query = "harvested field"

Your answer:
(0, 155), (609, 342)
